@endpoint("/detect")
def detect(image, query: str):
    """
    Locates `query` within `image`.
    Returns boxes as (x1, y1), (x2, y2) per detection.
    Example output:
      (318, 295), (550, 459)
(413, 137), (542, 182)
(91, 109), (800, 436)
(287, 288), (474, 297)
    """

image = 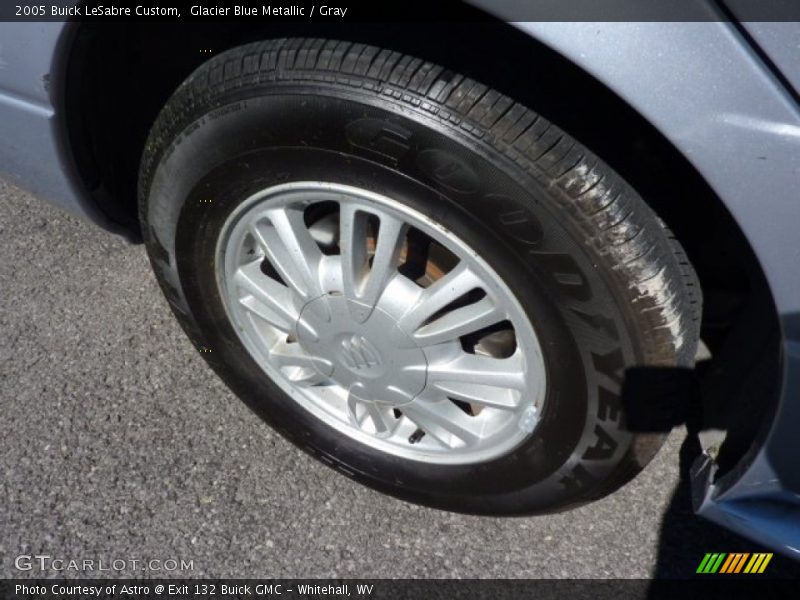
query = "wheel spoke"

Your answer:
(402, 399), (482, 448)
(340, 205), (370, 302)
(413, 296), (504, 346)
(427, 351), (526, 391)
(340, 206), (406, 322)
(362, 213), (407, 304)
(365, 403), (397, 435)
(251, 208), (327, 305)
(432, 382), (518, 410)
(346, 386), (398, 436)
(234, 259), (298, 332)
(398, 262), (482, 333)
(270, 342), (333, 385)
